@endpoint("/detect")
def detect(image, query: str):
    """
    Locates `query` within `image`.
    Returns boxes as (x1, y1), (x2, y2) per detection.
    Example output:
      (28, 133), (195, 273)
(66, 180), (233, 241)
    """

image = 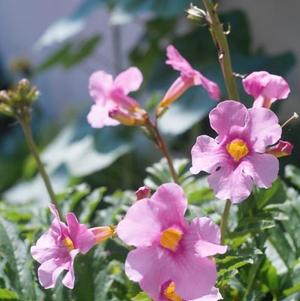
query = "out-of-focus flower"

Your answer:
(157, 45), (220, 116)
(117, 183), (227, 301)
(31, 205), (114, 289)
(191, 101), (282, 203)
(243, 71), (290, 108)
(266, 140), (293, 158)
(88, 67), (147, 128)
